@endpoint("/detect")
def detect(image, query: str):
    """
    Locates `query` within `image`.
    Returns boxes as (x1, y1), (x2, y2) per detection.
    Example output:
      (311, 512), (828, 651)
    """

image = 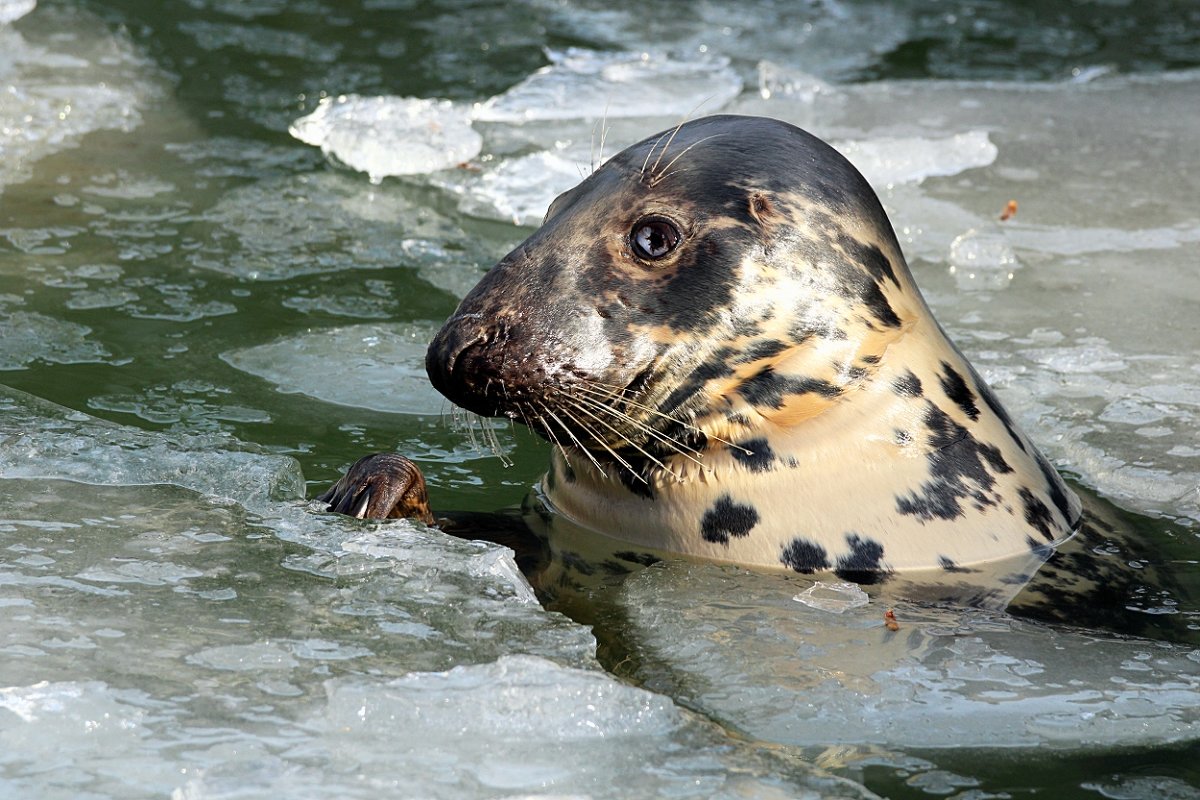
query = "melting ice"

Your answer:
(222, 322), (447, 415)
(289, 95), (481, 183)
